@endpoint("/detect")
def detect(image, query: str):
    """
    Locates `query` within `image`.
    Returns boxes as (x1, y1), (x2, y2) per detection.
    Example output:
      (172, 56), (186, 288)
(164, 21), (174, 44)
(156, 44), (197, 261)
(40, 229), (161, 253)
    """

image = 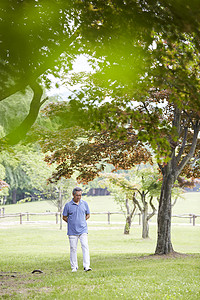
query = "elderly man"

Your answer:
(63, 187), (92, 272)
